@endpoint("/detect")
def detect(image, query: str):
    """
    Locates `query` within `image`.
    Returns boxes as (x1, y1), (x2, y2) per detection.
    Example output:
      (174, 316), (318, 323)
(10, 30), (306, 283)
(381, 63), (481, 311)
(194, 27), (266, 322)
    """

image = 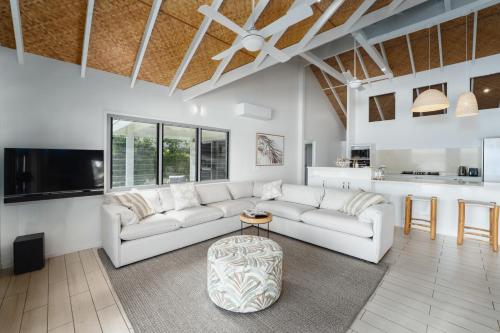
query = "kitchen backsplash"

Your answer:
(374, 147), (482, 175)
